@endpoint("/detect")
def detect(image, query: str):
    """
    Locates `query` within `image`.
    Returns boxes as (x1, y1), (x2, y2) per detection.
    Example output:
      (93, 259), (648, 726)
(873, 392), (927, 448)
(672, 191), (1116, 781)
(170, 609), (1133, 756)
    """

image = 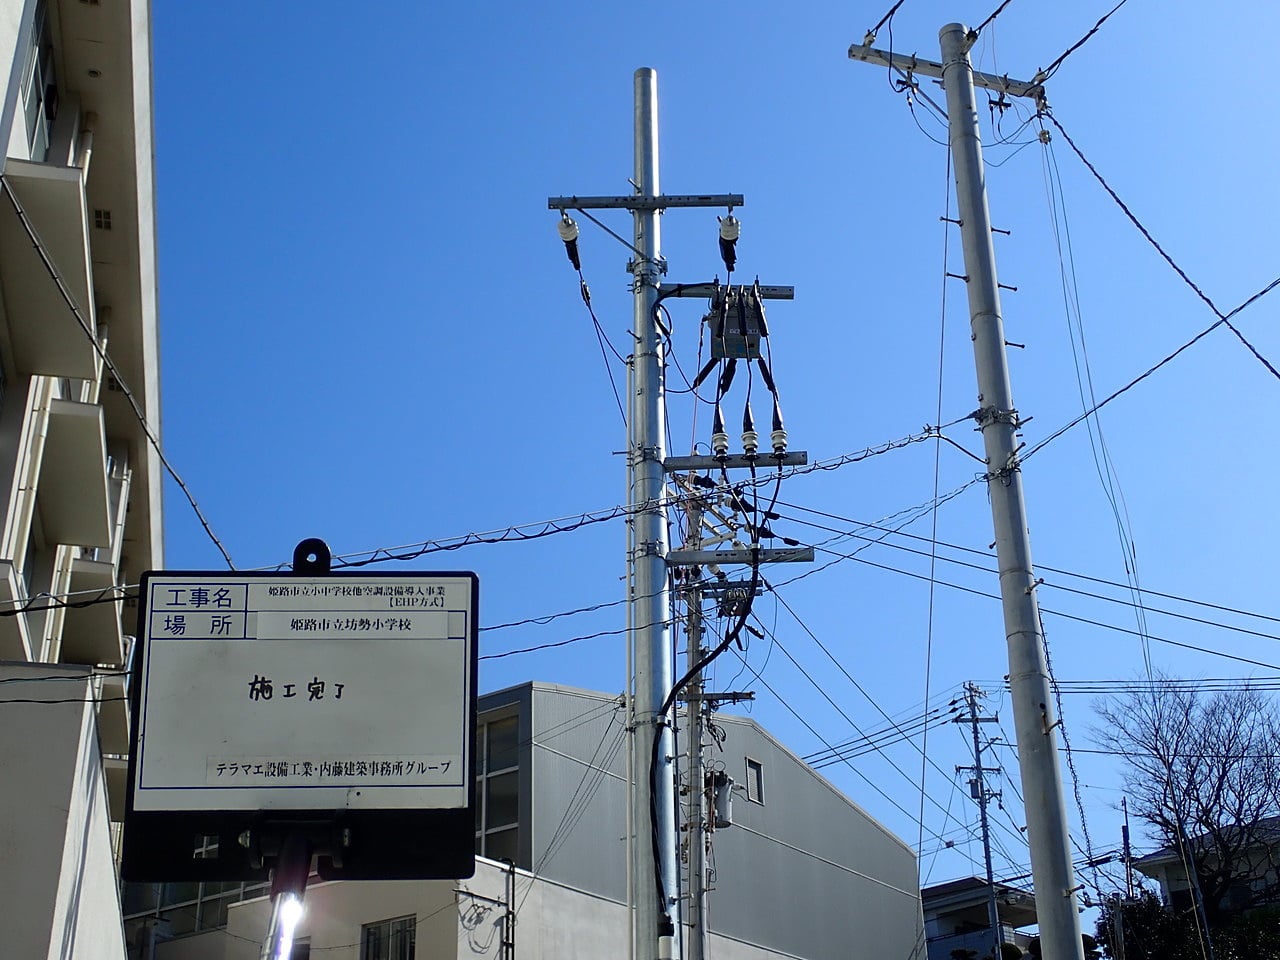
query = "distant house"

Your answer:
(1132, 816), (1280, 919)
(922, 877), (1038, 960)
